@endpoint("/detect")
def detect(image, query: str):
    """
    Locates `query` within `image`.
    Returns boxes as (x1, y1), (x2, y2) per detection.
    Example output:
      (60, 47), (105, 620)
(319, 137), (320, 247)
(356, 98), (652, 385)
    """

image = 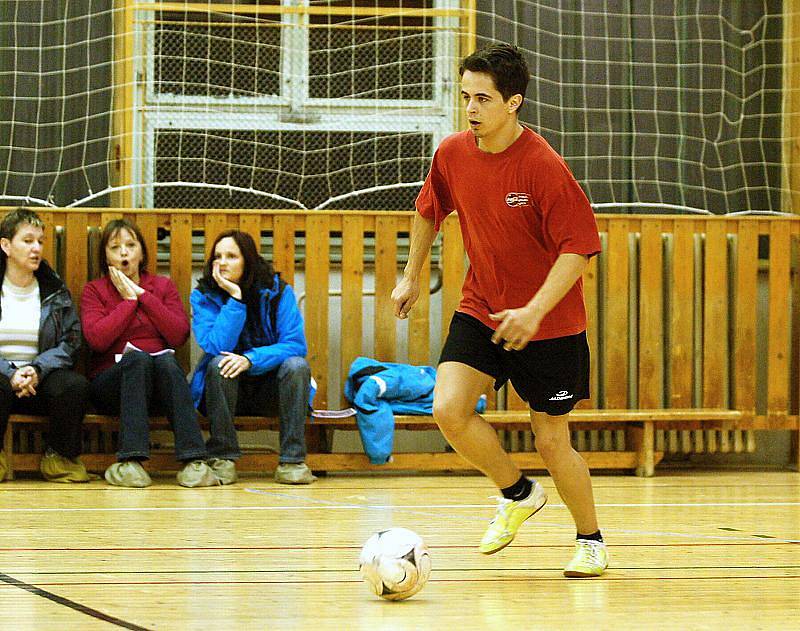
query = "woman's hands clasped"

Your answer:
(11, 366), (38, 398)
(109, 266), (144, 301)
